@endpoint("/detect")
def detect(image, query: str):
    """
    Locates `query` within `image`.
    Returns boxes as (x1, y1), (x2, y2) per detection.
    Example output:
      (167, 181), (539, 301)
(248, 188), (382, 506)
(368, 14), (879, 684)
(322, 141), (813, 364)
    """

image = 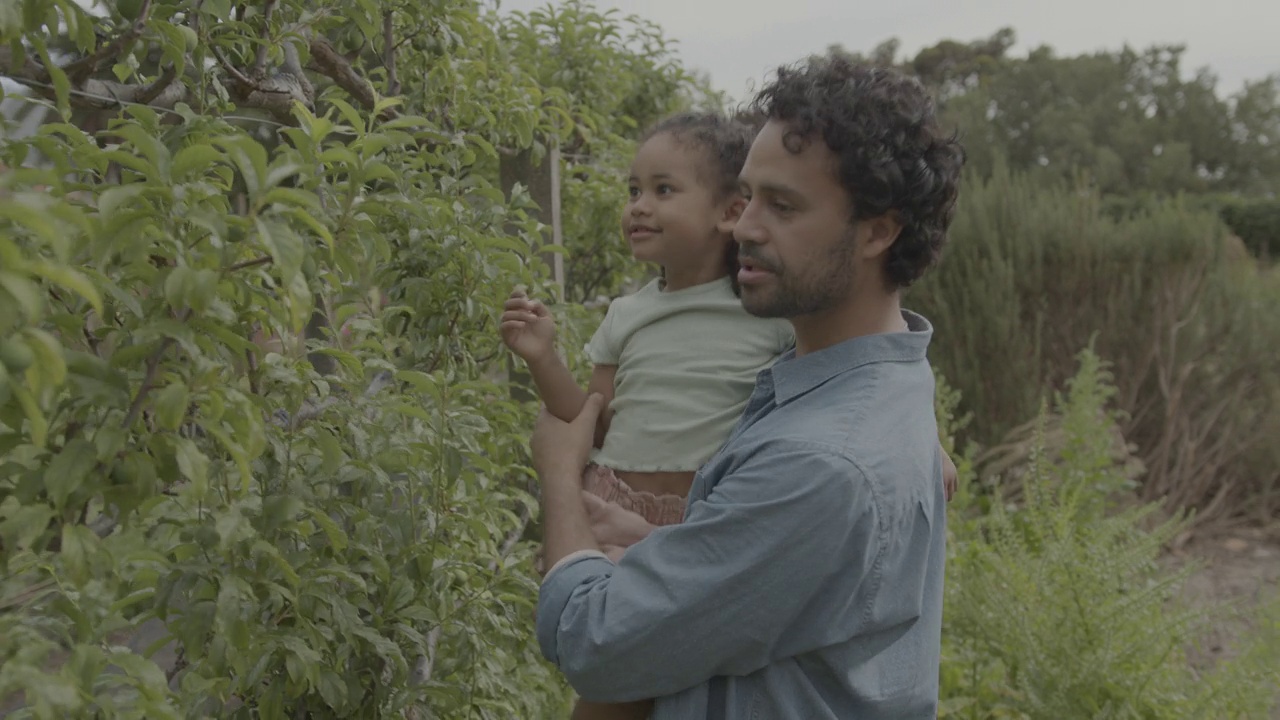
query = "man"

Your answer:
(531, 55), (965, 718)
